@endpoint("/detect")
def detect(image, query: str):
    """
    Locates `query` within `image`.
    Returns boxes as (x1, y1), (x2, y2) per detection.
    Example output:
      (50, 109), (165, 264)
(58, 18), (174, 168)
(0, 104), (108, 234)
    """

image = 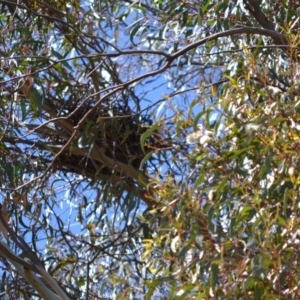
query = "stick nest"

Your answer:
(43, 96), (169, 178)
